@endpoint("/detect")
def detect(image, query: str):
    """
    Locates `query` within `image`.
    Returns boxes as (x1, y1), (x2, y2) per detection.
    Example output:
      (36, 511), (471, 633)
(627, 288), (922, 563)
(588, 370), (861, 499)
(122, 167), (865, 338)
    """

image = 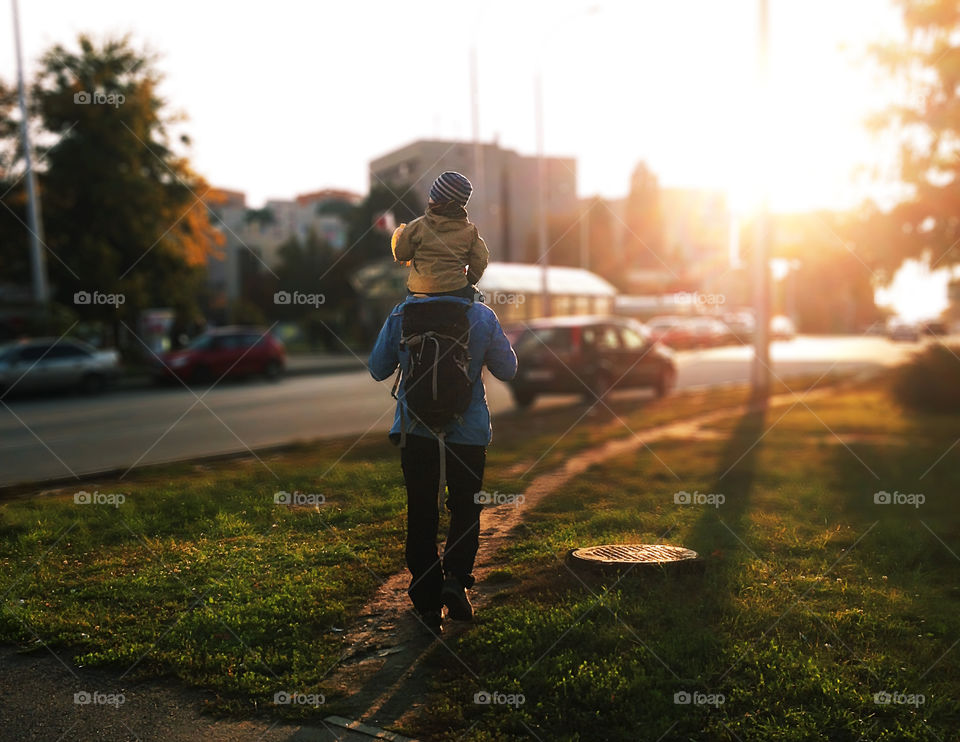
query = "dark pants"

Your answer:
(400, 434), (485, 613)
